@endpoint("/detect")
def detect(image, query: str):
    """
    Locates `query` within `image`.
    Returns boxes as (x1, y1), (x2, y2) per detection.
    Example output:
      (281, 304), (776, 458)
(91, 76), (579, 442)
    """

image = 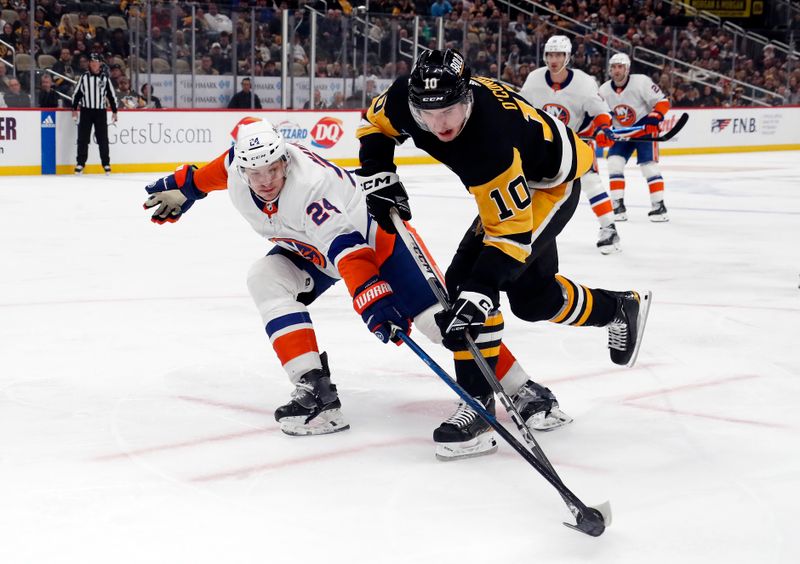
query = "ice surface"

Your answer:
(1, 152), (798, 563)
